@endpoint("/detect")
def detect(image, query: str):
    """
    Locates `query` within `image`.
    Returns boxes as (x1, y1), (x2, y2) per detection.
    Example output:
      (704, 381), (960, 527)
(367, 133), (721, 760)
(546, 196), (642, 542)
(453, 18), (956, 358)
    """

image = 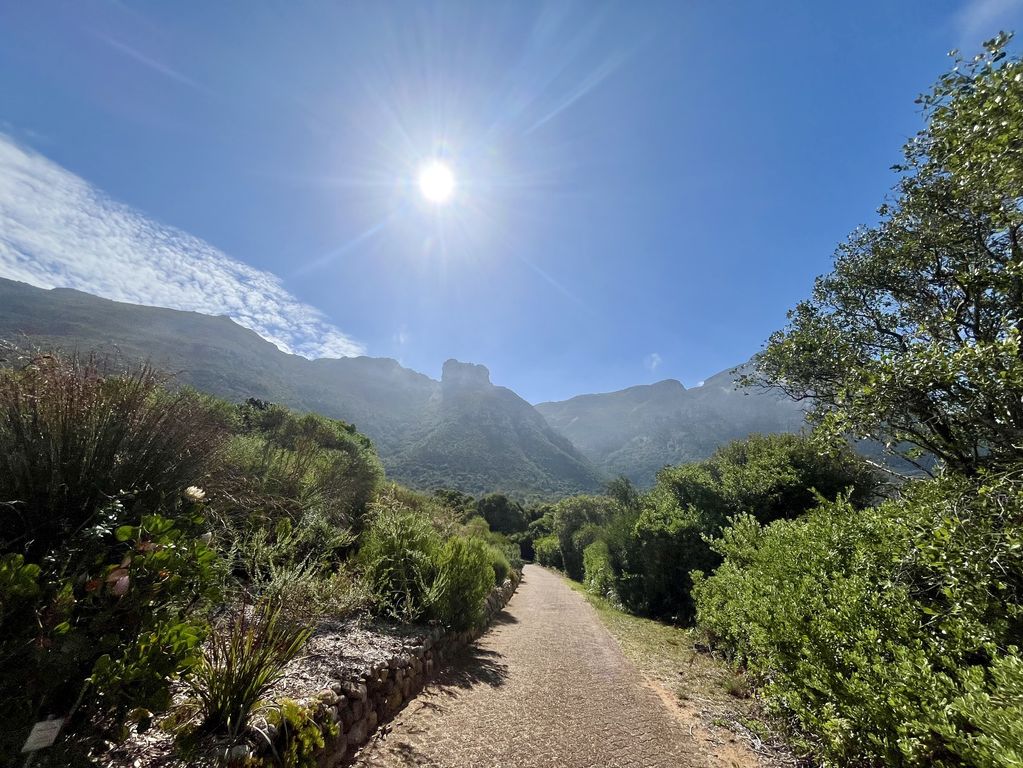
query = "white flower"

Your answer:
(183, 486), (206, 502)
